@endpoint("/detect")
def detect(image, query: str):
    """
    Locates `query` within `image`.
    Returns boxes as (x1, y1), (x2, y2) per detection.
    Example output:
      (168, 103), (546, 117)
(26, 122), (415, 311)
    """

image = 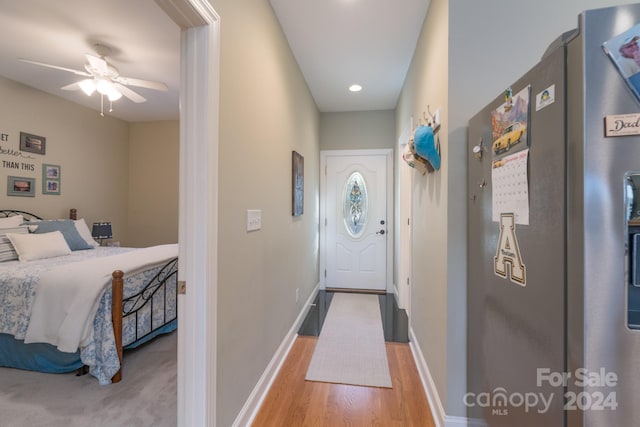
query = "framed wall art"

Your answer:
(20, 132), (46, 155)
(42, 164), (61, 195)
(7, 176), (35, 197)
(292, 150), (304, 216)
